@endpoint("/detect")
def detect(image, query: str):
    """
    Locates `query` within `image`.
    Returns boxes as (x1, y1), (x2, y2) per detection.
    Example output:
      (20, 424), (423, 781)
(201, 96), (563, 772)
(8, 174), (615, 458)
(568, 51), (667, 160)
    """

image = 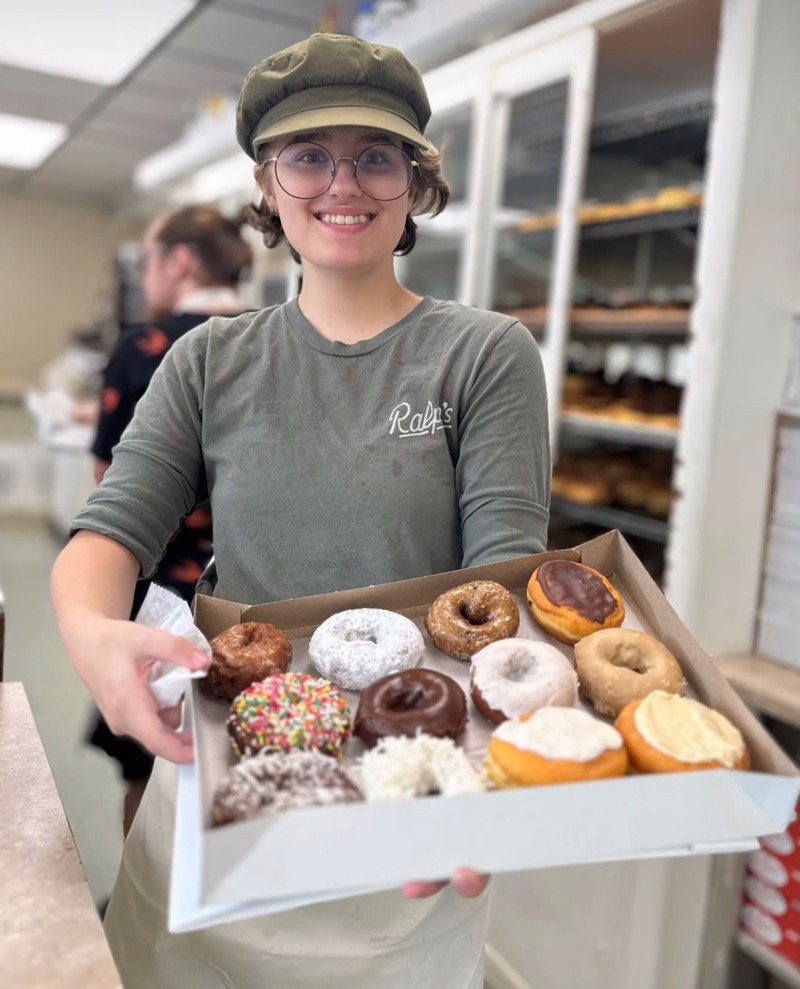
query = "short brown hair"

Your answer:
(155, 205), (253, 286)
(243, 142), (450, 261)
